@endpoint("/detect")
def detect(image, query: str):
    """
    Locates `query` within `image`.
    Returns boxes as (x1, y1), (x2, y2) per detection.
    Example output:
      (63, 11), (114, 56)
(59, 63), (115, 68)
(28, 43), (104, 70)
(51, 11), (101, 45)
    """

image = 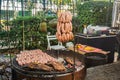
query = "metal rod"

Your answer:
(6, 0), (12, 64)
(0, 0), (1, 22)
(21, 0), (25, 50)
(72, 0), (76, 80)
(22, 20), (25, 50)
(21, 0), (24, 16)
(43, 0), (46, 11)
(106, 0), (111, 26)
